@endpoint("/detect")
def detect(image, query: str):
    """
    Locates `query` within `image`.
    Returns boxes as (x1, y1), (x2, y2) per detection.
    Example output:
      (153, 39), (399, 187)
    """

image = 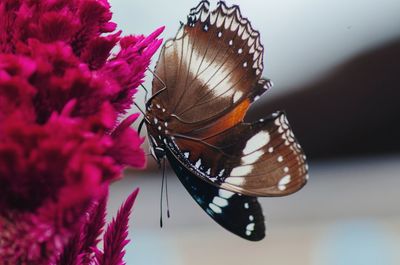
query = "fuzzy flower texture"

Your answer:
(0, 0), (163, 264)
